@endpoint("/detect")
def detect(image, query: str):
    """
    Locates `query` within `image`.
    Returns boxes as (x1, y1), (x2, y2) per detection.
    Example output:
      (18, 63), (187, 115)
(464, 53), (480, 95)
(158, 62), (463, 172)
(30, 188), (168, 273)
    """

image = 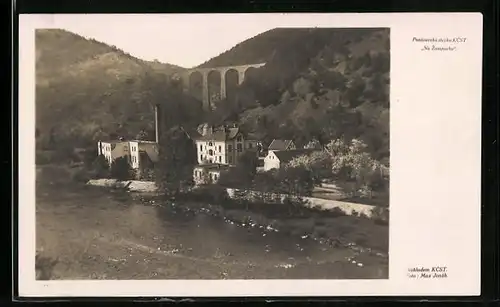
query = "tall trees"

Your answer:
(217, 150), (259, 188)
(154, 126), (197, 197)
(288, 150), (331, 183)
(326, 138), (387, 197)
(274, 166), (315, 197)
